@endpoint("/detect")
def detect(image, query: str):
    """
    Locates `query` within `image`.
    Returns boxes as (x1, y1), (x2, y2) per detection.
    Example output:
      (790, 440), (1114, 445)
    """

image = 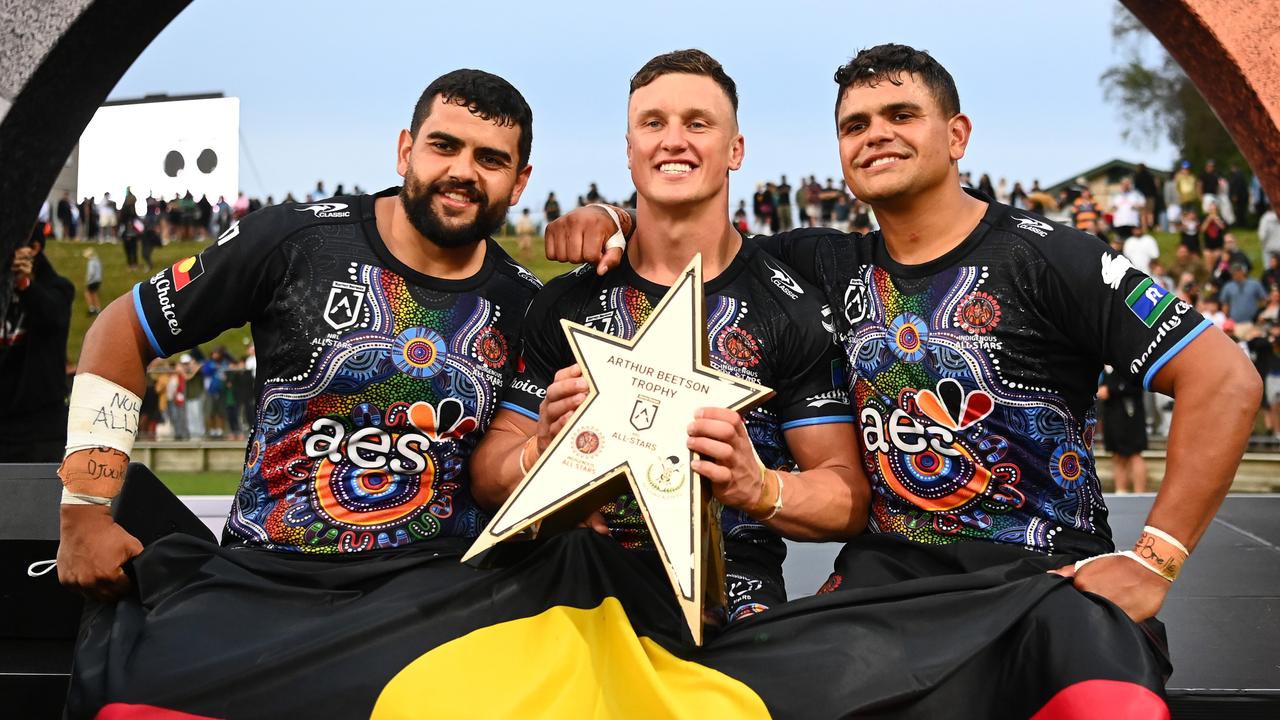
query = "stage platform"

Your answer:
(4, 464), (1279, 718)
